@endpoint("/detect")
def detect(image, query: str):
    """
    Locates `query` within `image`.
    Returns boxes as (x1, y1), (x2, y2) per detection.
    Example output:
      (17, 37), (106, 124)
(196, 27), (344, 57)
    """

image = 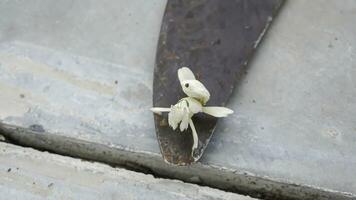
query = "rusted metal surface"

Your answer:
(153, 0), (284, 165)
